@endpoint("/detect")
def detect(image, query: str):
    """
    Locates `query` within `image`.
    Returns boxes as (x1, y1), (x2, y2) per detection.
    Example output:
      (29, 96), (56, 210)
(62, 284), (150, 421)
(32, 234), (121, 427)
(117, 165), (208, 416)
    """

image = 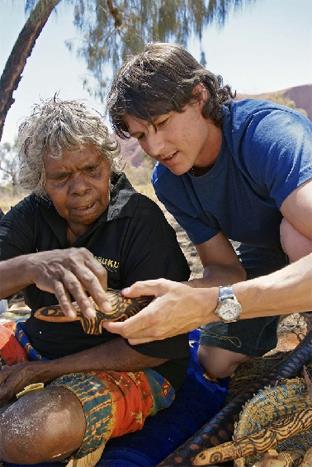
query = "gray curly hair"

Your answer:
(18, 96), (121, 196)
